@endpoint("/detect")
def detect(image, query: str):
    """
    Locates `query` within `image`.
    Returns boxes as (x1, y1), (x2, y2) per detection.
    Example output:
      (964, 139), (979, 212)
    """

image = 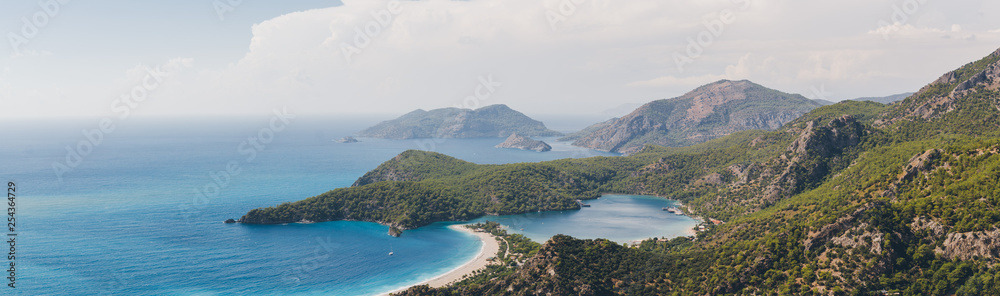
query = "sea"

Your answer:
(0, 115), (697, 295)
